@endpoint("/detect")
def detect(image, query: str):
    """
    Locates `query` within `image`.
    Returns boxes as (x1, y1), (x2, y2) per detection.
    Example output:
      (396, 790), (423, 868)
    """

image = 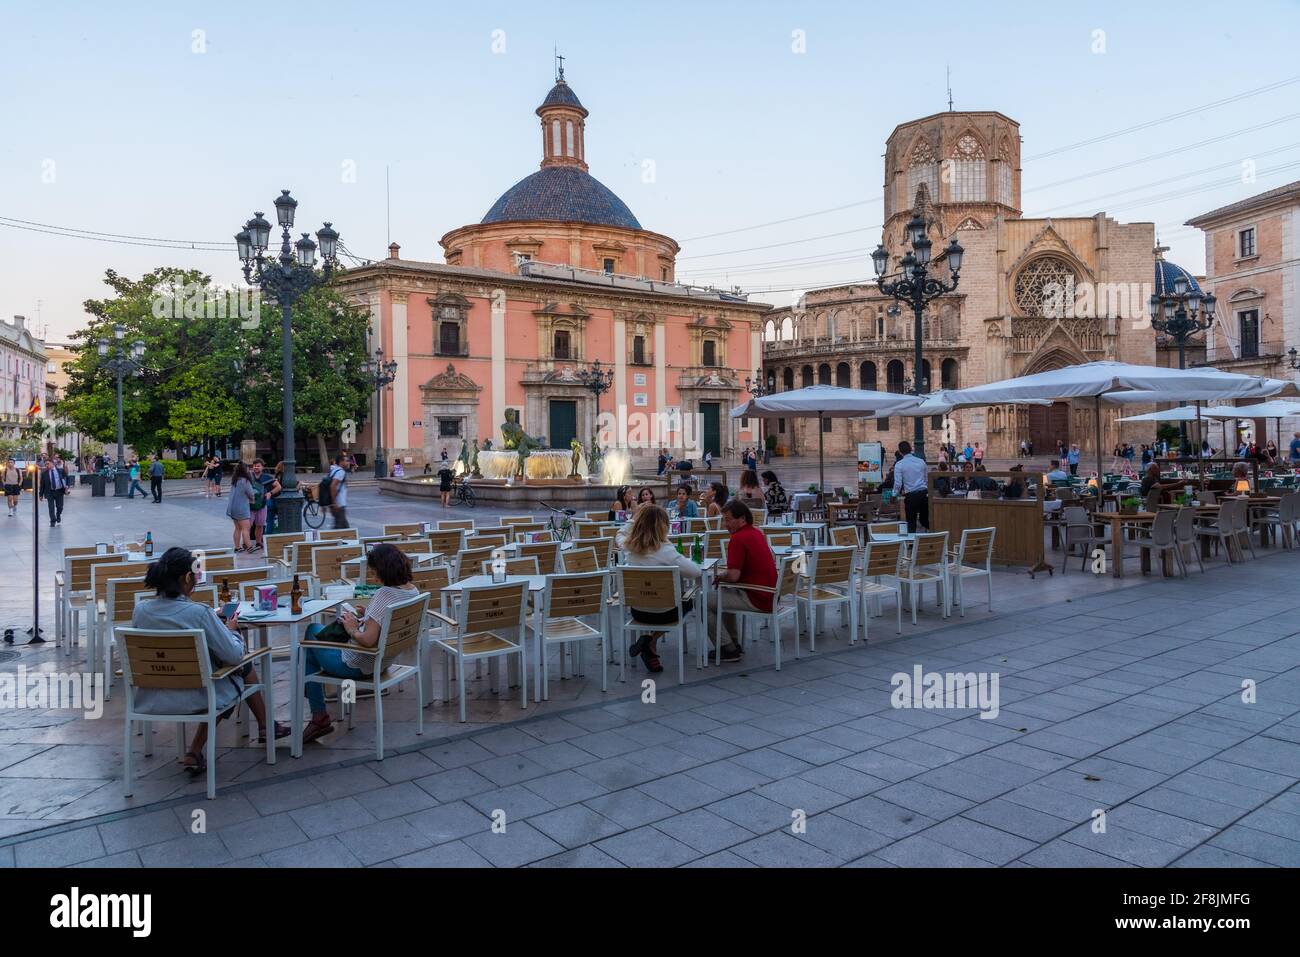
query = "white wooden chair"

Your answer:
(560, 546), (600, 573)
(429, 580), (529, 722)
(294, 591), (429, 759)
(895, 531), (950, 623)
(792, 546), (857, 652)
(615, 566), (697, 684)
(945, 527), (996, 617)
(715, 555), (801, 669)
(59, 552), (126, 653)
(115, 626), (274, 800)
(859, 539), (904, 641)
(530, 571), (610, 700)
